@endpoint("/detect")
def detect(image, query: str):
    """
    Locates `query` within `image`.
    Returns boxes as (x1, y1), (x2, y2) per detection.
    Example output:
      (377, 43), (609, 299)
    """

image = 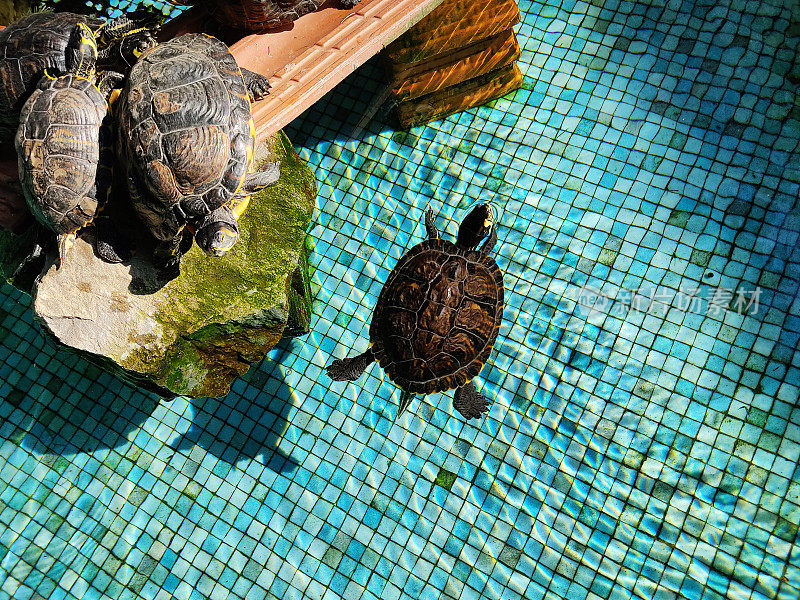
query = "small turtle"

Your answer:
(181, 0), (362, 32)
(0, 11), (158, 144)
(15, 22), (127, 266)
(117, 33), (279, 275)
(327, 204), (504, 420)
